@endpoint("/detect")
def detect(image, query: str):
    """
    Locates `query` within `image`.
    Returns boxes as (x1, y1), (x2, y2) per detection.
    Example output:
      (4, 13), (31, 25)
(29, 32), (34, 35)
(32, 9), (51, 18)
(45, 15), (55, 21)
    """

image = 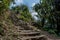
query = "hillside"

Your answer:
(0, 0), (60, 40)
(0, 12), (45, 40)
(0, 13), (60, 40)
